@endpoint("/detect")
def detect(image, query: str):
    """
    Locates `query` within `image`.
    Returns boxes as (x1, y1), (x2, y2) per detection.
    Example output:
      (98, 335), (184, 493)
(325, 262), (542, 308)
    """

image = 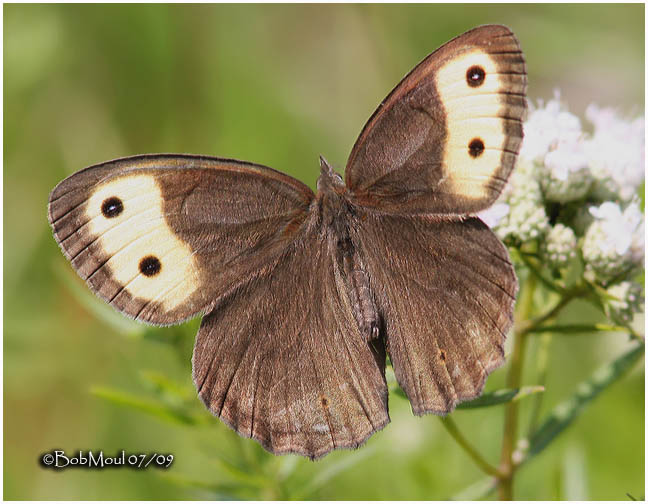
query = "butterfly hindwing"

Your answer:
(351, 214), (517, 414)
(193, 228), (389, 459)
(345, 24), (526, 215)
(48, 154), (314, 325)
